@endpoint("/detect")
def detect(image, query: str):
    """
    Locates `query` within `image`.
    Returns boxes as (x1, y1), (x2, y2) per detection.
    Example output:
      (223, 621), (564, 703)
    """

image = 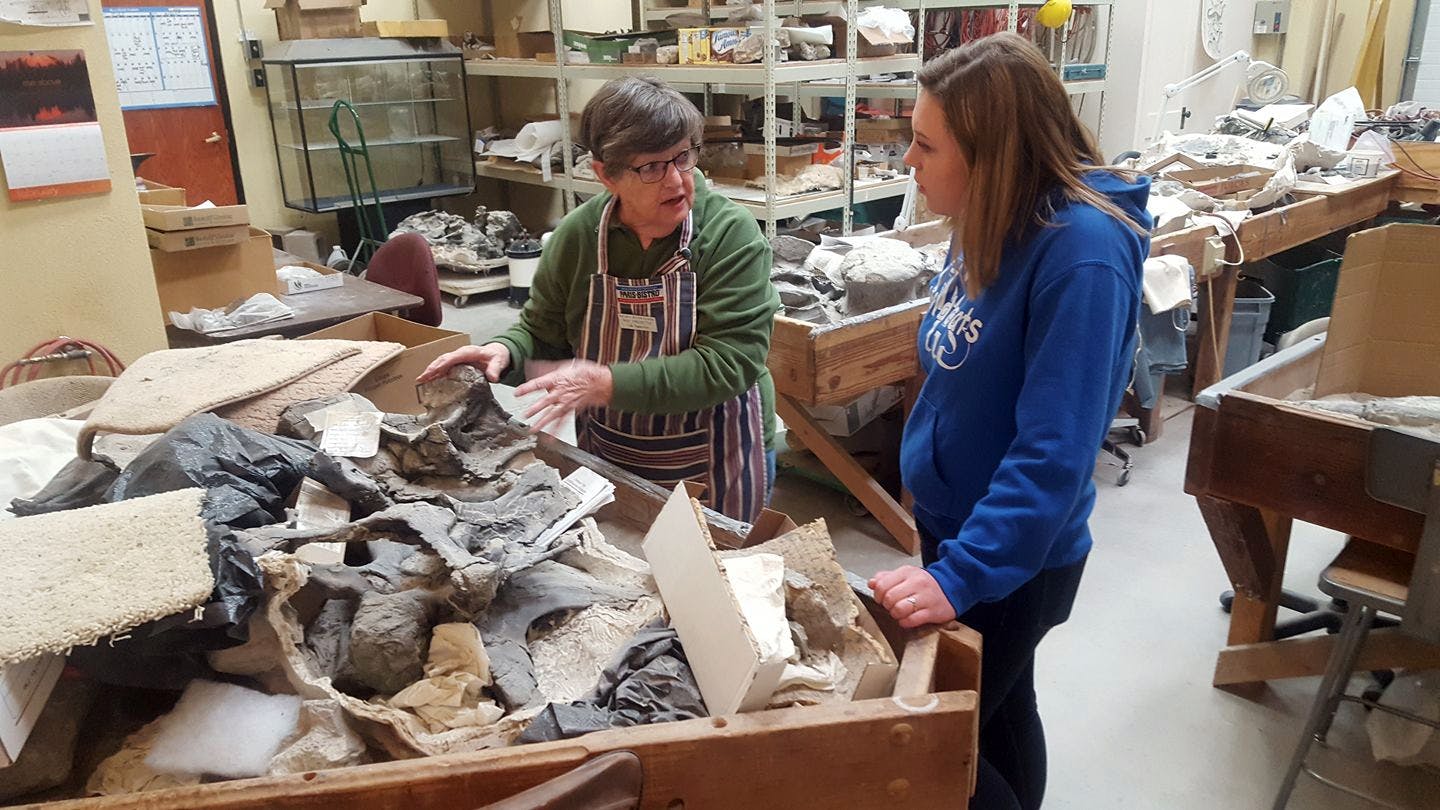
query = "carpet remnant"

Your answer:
(78, 339), (362, 458)
(0, 488), (214, 668)
(215, 341), (404, 433)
